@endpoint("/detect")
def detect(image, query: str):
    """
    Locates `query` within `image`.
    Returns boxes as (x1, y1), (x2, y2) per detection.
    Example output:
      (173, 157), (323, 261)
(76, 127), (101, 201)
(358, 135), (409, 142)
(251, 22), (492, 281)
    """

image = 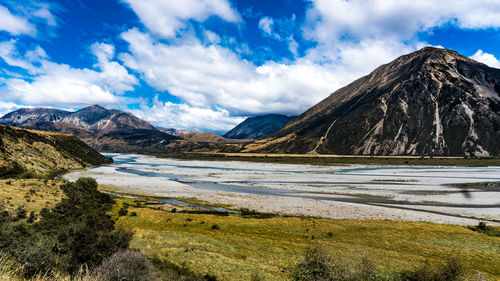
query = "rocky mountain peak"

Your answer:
(244, 47), (500, 157)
